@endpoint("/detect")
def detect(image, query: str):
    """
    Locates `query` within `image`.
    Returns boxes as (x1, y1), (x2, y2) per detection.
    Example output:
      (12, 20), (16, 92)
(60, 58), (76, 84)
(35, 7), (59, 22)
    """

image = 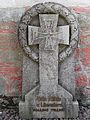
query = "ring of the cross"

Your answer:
(18, 2), (79, 62)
